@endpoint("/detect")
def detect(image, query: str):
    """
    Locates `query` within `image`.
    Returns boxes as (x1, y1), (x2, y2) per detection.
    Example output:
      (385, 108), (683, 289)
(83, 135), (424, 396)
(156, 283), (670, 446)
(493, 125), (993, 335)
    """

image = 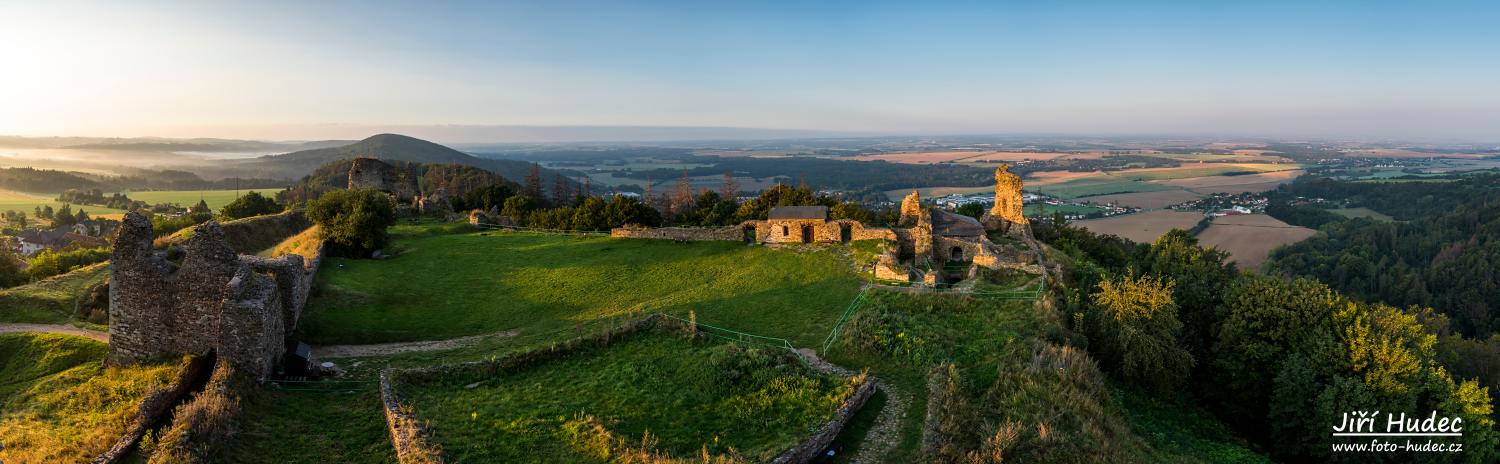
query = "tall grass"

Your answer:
(0, 333), (179, 463)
